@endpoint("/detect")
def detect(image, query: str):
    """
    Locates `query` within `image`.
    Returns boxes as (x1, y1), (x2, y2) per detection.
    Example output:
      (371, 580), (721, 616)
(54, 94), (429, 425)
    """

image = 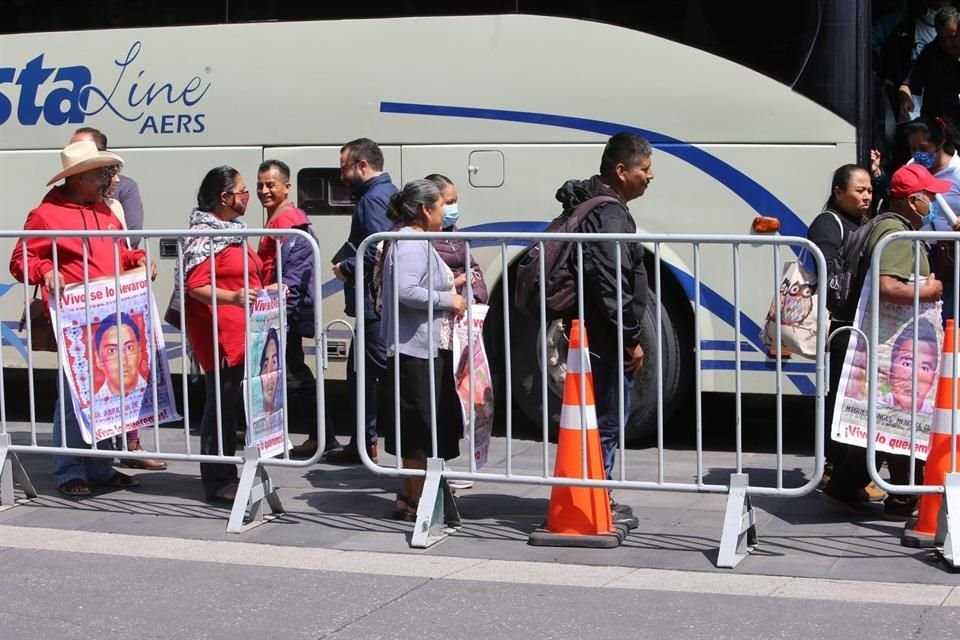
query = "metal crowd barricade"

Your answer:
(0, 228), (326, 533)
(866, 230), (960, 568)
(355, 230), (828, 567)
